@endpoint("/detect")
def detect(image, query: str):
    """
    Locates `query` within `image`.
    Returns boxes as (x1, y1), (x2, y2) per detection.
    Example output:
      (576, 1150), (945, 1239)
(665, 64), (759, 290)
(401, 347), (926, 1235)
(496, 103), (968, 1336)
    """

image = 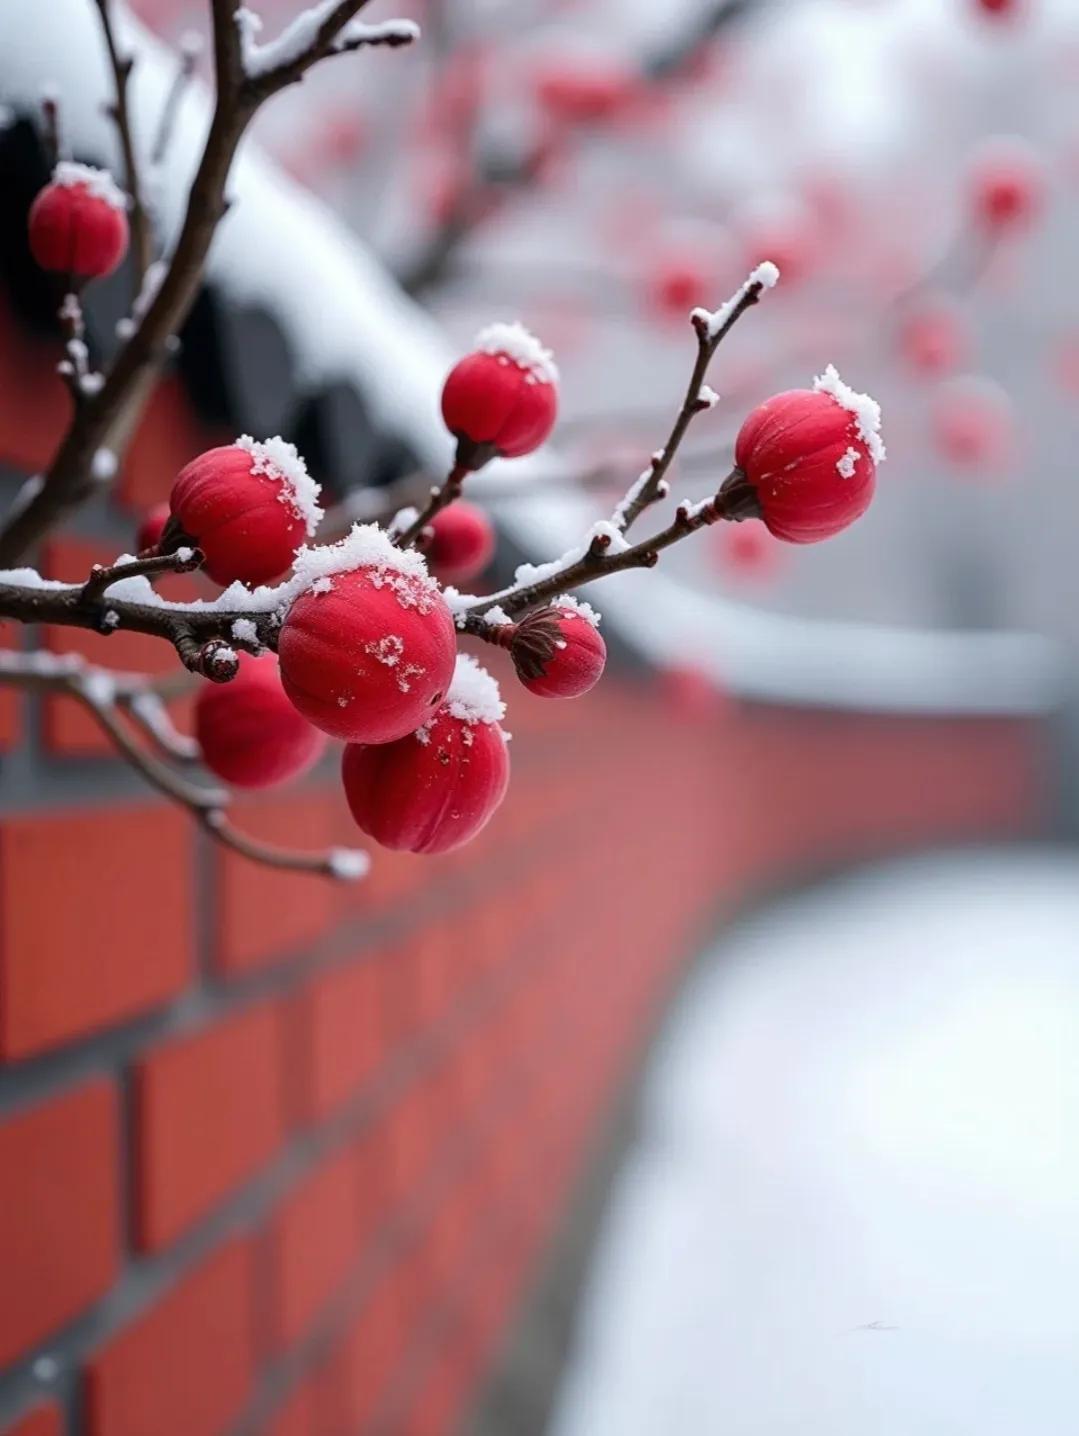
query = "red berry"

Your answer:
(277, 529), (457, 743)
(647, 255), (712, 321)
(897, 300), (967, 378)
(136, 502), (171, 554)
(195, 653), (327, 789)
(931, 376), (1014, 469)
(341, 656), (509, 855)
(732, 366), (884, 544)
(28, 163), (129, 279)
(974, 0), (1018, 16)
(441, 323), (558, 466)
(970, 139), (1045, 232)
(169, 437), (323, 586)
(424, 501), (496, 584)
(510, 604), (606, 699)
(533, 60), (636, 126)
